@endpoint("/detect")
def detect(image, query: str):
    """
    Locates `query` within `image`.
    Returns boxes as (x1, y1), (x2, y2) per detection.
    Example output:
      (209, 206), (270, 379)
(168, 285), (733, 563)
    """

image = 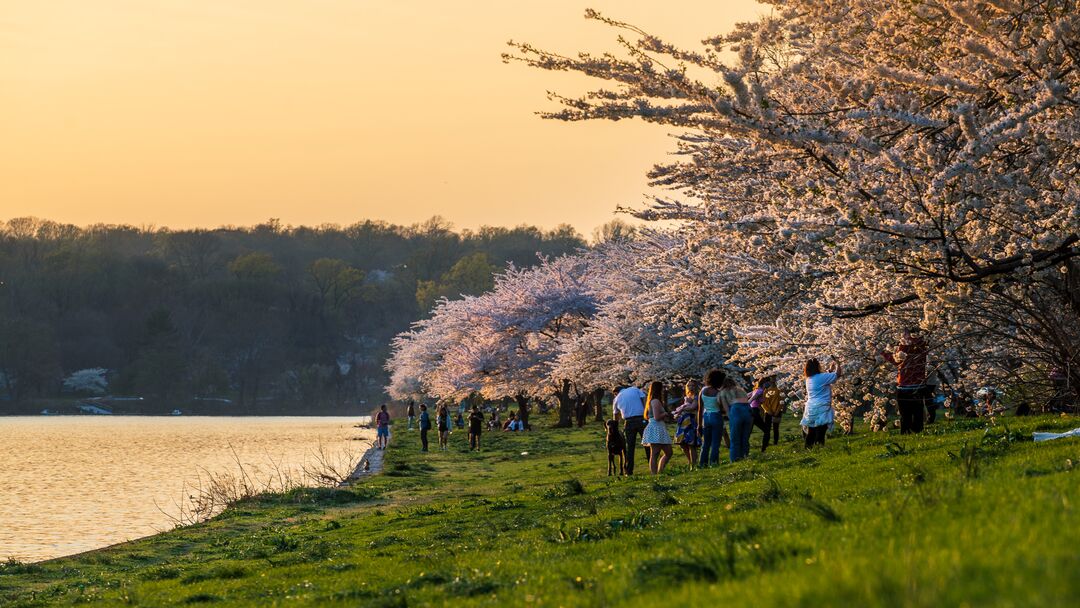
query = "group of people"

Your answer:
(384, 328), (941, 474)
(612, 368), (792, 475)
(608, 327), (938, 475)
(394, 400), (525, 454)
